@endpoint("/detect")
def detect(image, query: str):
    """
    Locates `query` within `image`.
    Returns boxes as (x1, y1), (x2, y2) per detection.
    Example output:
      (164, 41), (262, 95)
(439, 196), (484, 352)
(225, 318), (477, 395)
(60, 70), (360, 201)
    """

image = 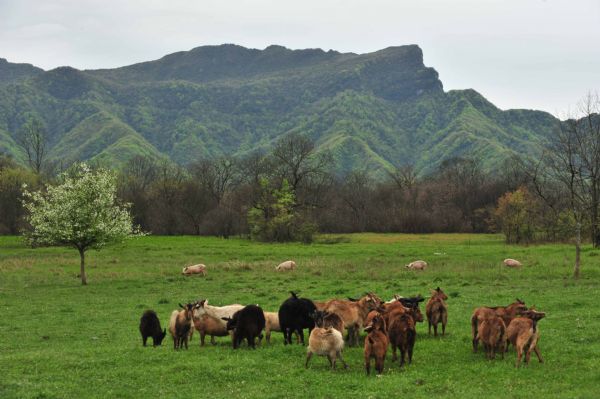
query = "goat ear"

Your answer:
(221, 317), (231, 321)
(436, 287), (441, 292)
(178, 303), (184, 308)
